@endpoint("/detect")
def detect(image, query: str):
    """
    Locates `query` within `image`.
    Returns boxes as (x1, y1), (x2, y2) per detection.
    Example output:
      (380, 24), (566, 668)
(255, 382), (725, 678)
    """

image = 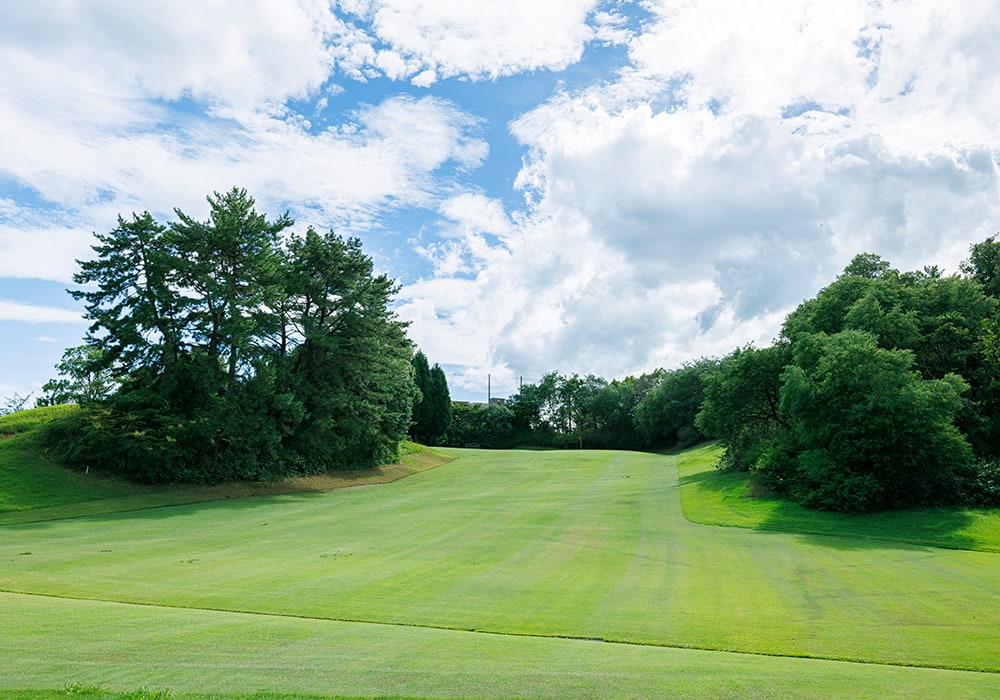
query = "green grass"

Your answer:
(677, 442), (1000, 552)
(4, 591), (999, 699)
(0, 407), (452, 524)
(1, 446), (999, 697)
